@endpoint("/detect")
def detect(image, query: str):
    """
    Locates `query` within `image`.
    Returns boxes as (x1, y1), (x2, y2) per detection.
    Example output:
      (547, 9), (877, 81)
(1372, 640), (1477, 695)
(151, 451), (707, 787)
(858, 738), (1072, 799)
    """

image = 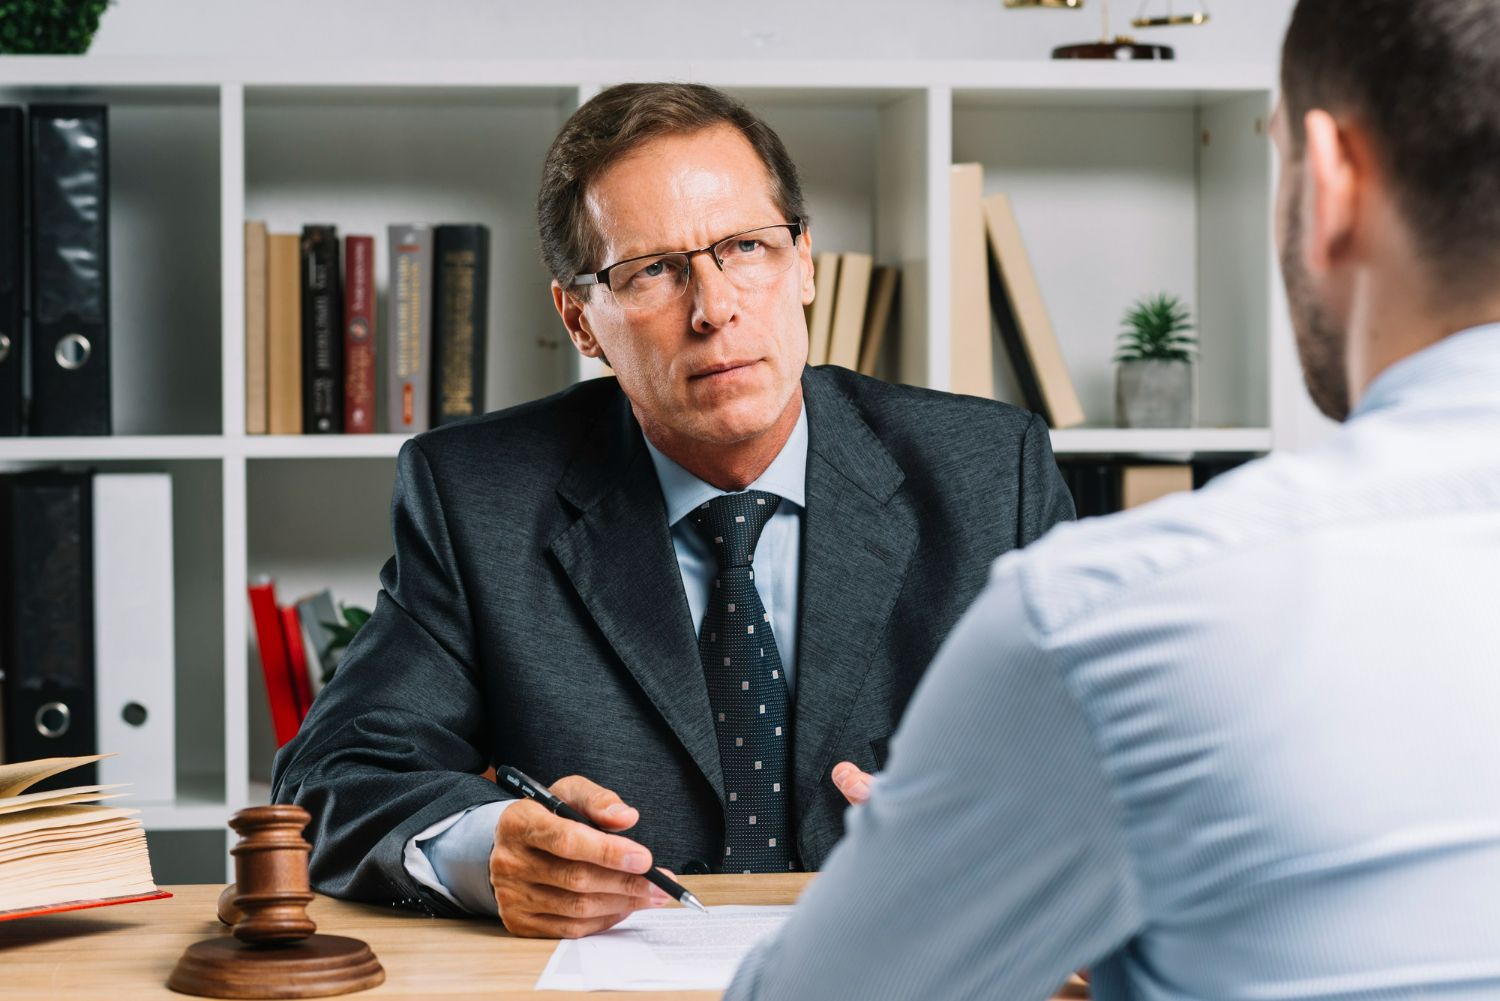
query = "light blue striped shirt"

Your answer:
(405, 405), (807, 917)
(728, 324), (1500, 1000)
